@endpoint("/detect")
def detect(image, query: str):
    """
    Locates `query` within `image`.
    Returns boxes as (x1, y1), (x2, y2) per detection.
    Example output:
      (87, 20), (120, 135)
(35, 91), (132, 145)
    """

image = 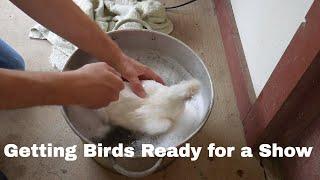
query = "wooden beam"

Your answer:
(243, 0), (320, 147)
(280, 115), (320, 179)
(213, 0), (256, 120)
